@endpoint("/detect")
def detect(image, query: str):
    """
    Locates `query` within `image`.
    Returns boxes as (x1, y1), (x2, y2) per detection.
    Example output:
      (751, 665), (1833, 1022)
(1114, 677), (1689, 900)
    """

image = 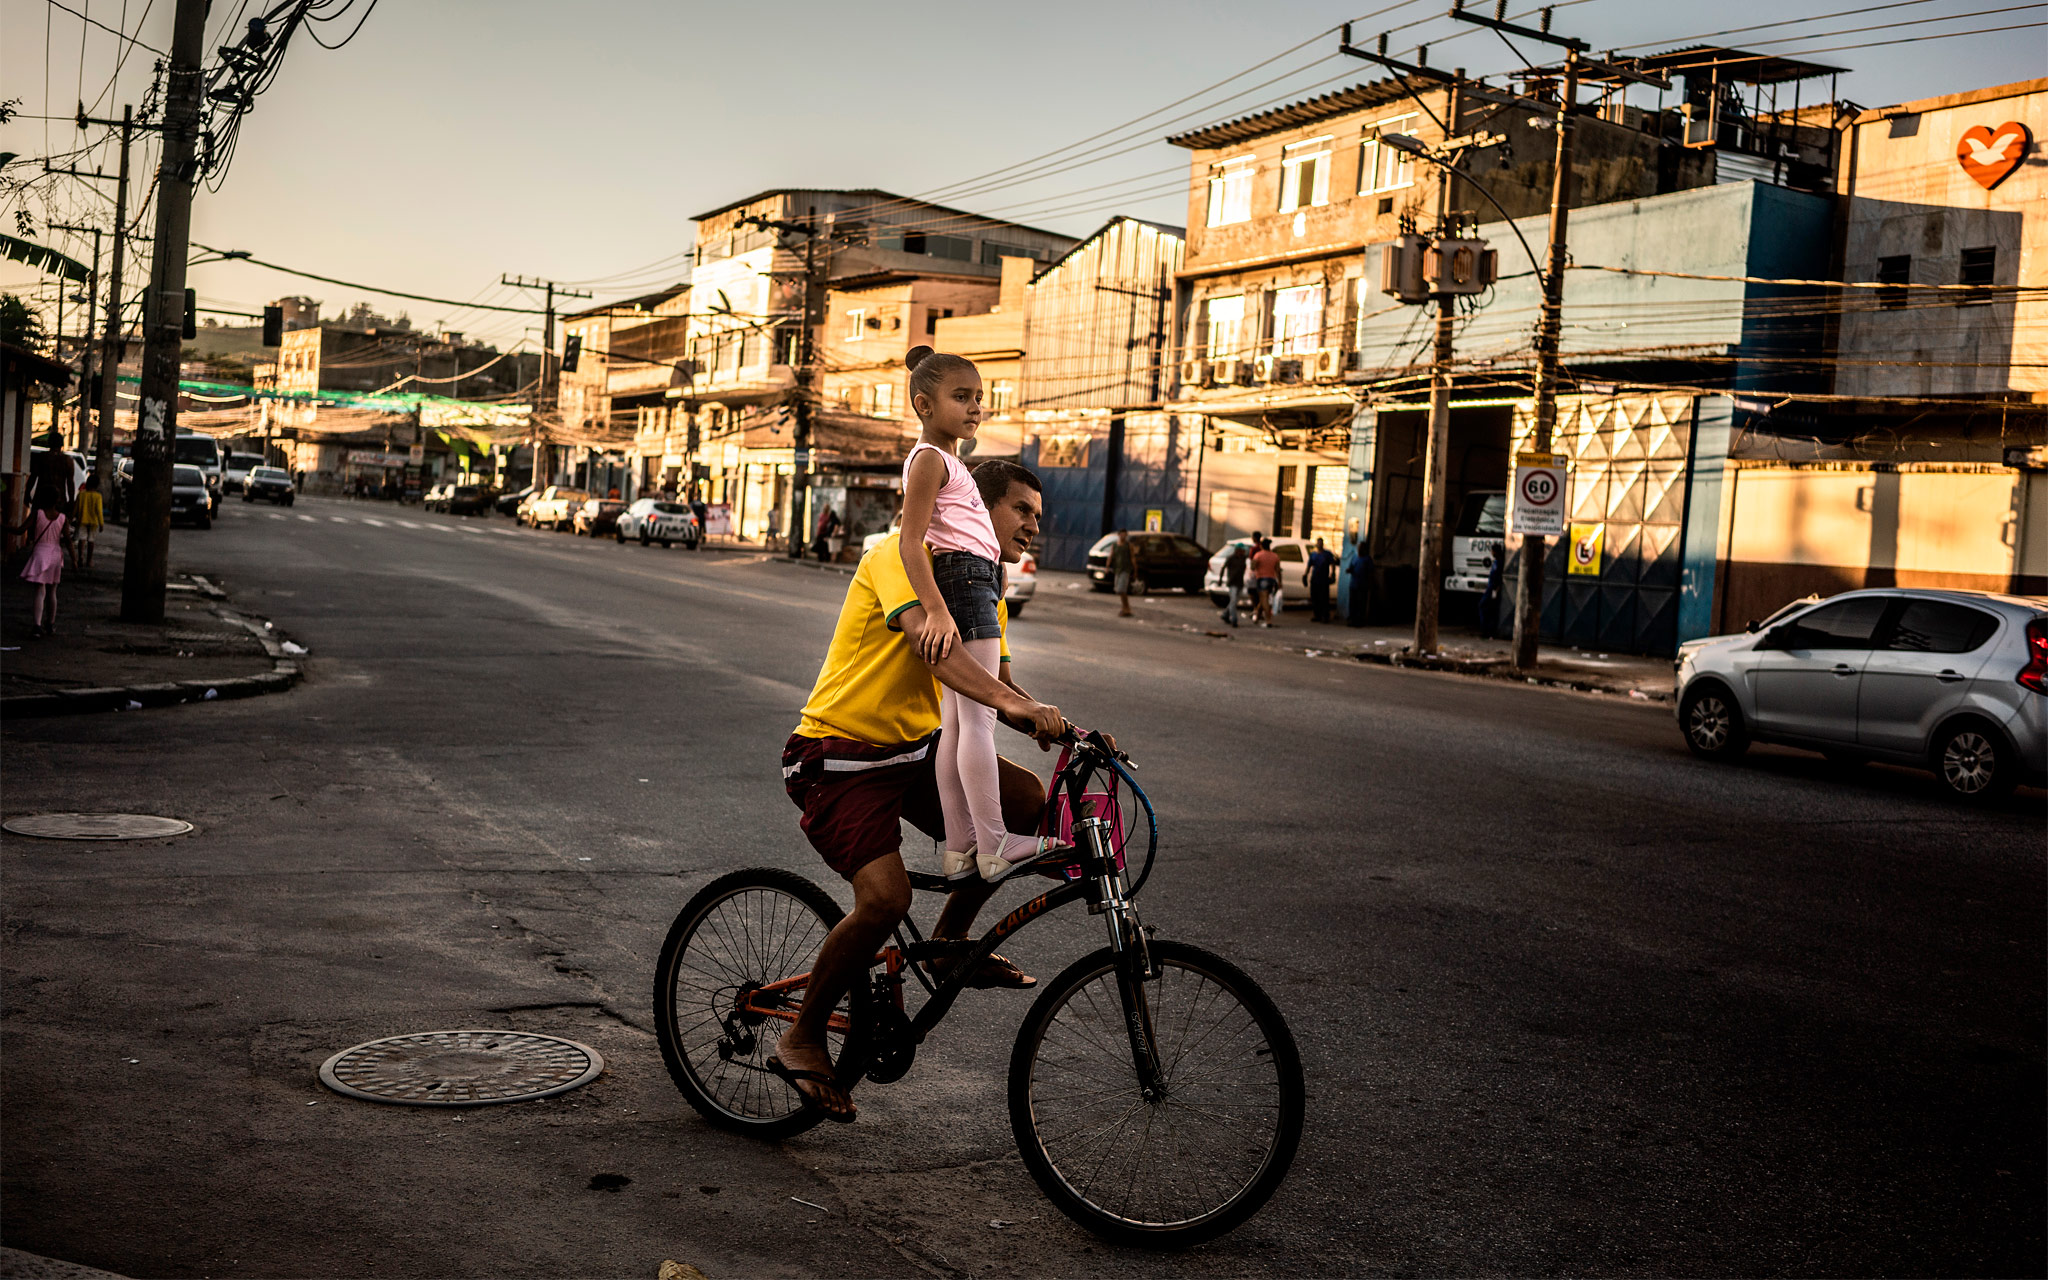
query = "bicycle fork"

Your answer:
(1075, 815), (1165, 1099)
